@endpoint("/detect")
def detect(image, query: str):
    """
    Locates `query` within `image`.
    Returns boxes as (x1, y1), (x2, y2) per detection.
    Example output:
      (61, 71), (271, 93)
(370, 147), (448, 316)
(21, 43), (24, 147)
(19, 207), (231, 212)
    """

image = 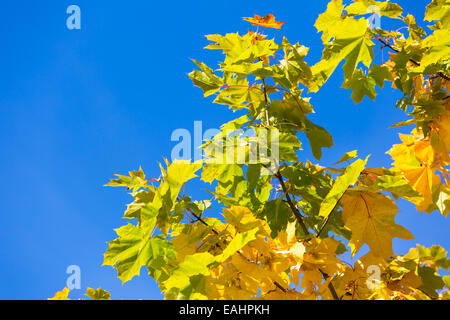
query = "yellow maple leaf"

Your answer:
(261, 289), (307, 300)
(430, 115), (450, 162)
(387, 129), (445, 213)
(341, 191), (414, 258)
(299, 238), (343, 296)
(48, 287), (70, 300)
